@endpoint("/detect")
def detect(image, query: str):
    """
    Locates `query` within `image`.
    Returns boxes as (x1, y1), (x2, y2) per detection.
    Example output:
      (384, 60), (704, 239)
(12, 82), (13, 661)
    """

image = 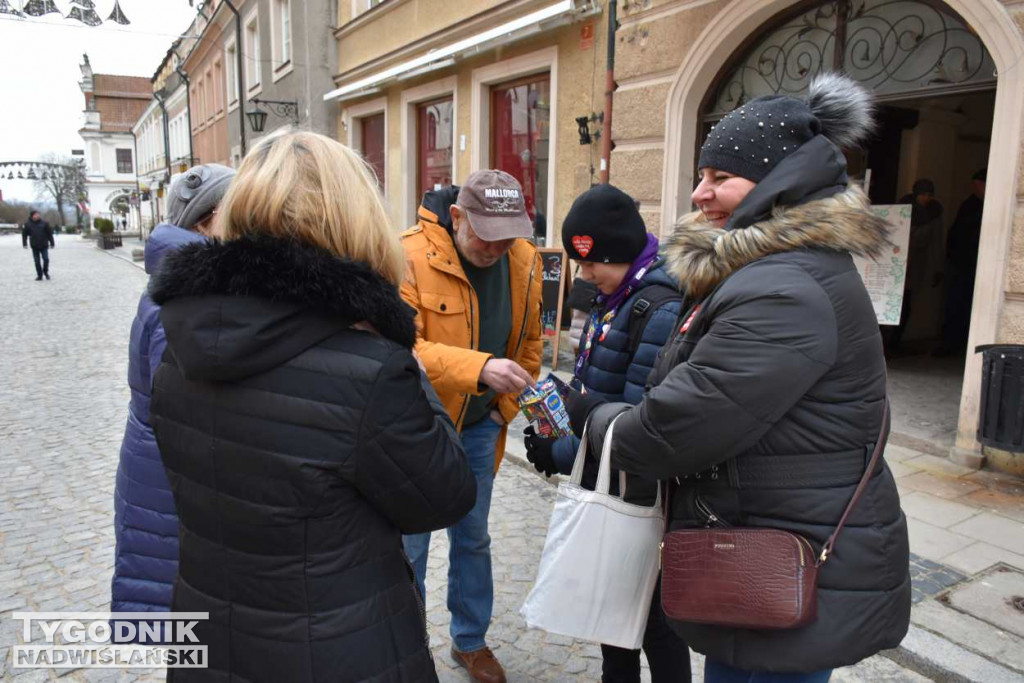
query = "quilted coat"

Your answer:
(149, 233), (476, 683)
(586, 136), (911, 673)
(111, 223), (205, 613)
